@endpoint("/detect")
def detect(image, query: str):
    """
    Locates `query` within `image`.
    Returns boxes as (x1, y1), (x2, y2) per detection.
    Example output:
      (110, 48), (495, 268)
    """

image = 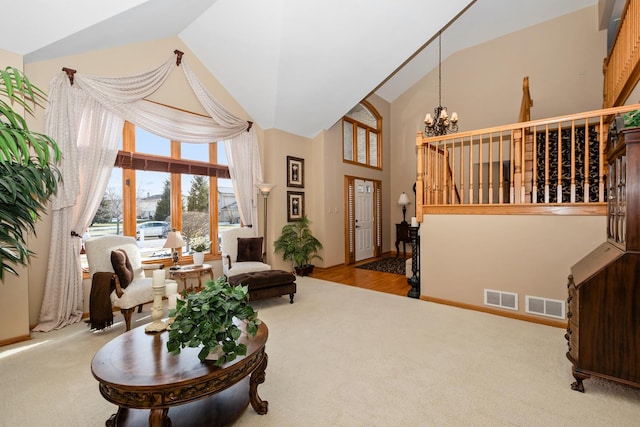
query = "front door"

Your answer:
(355, 179), (374, 261)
